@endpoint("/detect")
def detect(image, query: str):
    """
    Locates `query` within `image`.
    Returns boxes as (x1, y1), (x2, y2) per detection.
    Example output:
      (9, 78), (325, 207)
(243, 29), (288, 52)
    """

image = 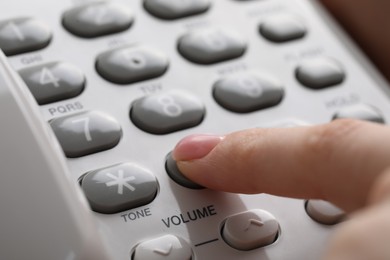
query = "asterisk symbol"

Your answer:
(105, 170), (136, 195)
